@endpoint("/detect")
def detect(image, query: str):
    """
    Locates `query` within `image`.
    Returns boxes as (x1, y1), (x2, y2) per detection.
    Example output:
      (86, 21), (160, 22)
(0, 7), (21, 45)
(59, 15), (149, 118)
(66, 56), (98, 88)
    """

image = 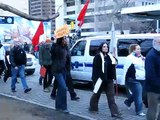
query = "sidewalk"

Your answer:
(0, 77), (147, 120)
